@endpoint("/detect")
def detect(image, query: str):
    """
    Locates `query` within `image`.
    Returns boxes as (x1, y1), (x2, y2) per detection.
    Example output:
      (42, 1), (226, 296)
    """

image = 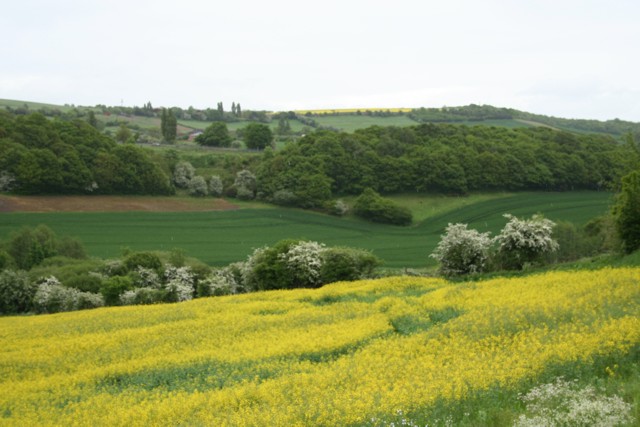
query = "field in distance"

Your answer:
(0, 191), (613, 268)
